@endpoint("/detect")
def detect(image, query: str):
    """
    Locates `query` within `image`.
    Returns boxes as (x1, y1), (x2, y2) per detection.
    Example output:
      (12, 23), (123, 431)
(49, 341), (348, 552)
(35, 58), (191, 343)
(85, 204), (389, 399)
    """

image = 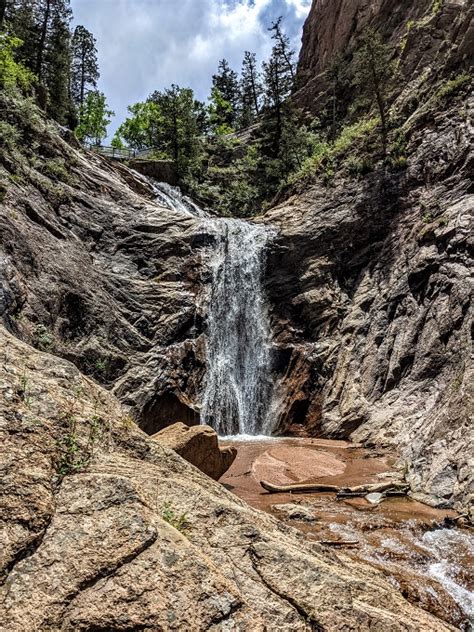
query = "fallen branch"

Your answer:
(260, 479), (408, 497)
